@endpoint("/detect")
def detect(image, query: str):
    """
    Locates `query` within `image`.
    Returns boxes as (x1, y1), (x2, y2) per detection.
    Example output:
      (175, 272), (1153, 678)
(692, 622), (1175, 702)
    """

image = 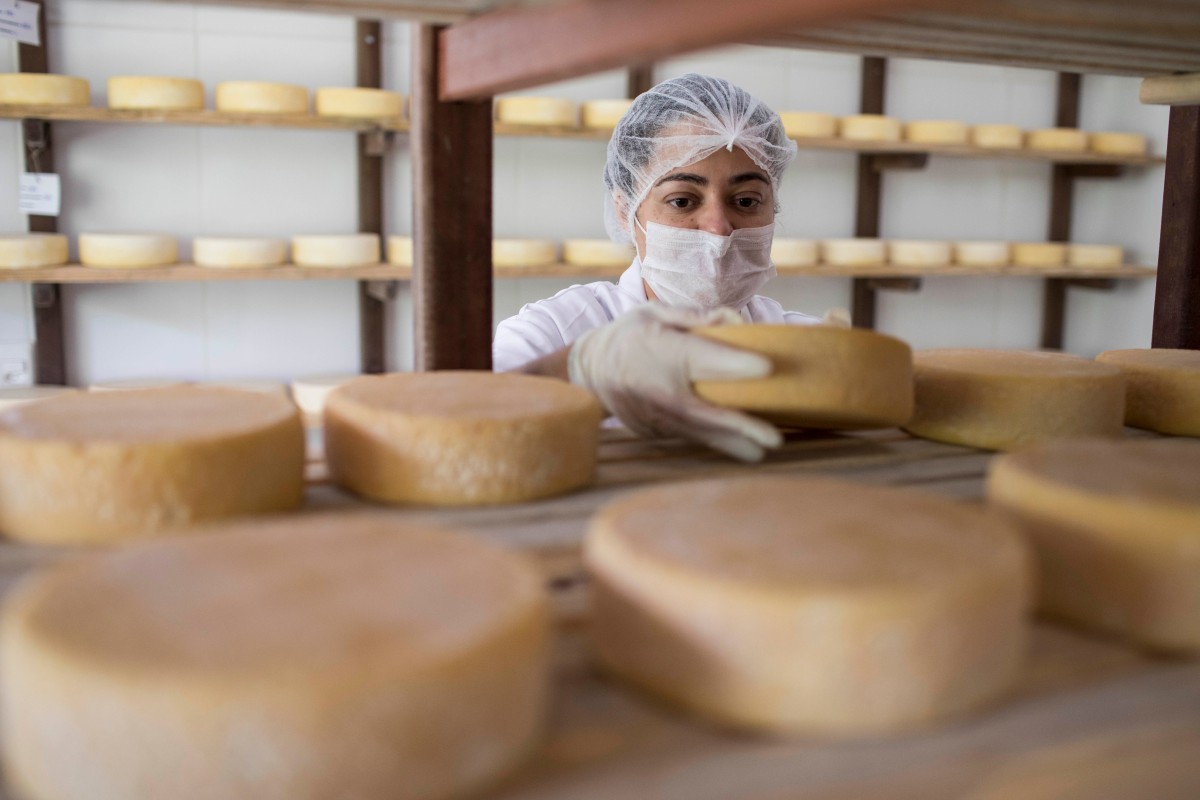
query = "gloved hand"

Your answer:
(567, 303), (783, 462)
